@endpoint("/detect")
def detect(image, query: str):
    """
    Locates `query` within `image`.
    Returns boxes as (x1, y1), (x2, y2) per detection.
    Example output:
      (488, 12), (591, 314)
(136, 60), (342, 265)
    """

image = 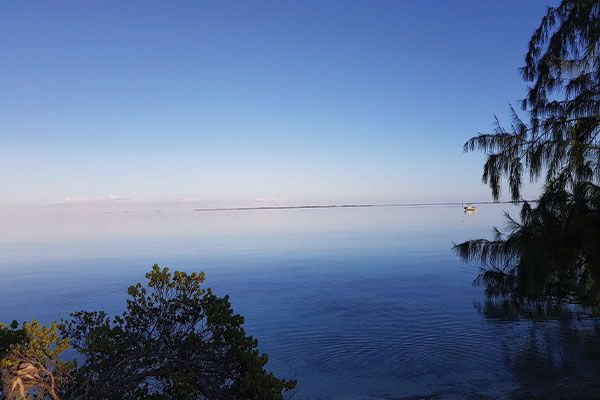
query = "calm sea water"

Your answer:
(1, 204), (599, 399)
